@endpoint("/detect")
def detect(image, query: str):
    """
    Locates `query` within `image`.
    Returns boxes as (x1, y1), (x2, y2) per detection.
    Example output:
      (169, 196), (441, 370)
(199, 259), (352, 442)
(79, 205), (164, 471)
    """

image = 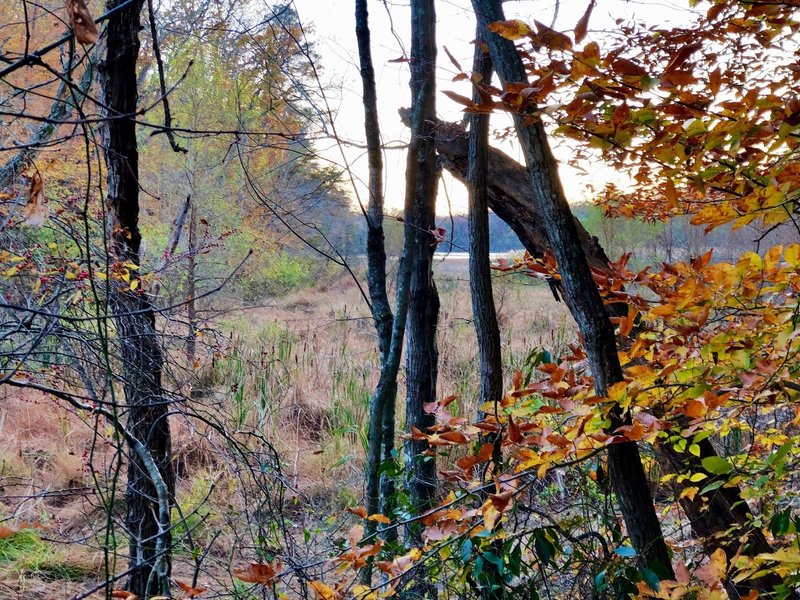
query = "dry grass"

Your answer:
(0, 261), (574, 595)
(200, 262), (573, 498)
